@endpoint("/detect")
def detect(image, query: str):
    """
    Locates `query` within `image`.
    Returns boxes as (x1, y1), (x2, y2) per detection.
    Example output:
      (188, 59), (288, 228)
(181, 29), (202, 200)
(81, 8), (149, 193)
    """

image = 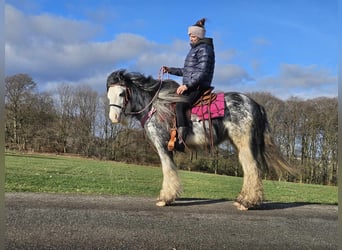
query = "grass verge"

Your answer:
(5, 152), (338, 205)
